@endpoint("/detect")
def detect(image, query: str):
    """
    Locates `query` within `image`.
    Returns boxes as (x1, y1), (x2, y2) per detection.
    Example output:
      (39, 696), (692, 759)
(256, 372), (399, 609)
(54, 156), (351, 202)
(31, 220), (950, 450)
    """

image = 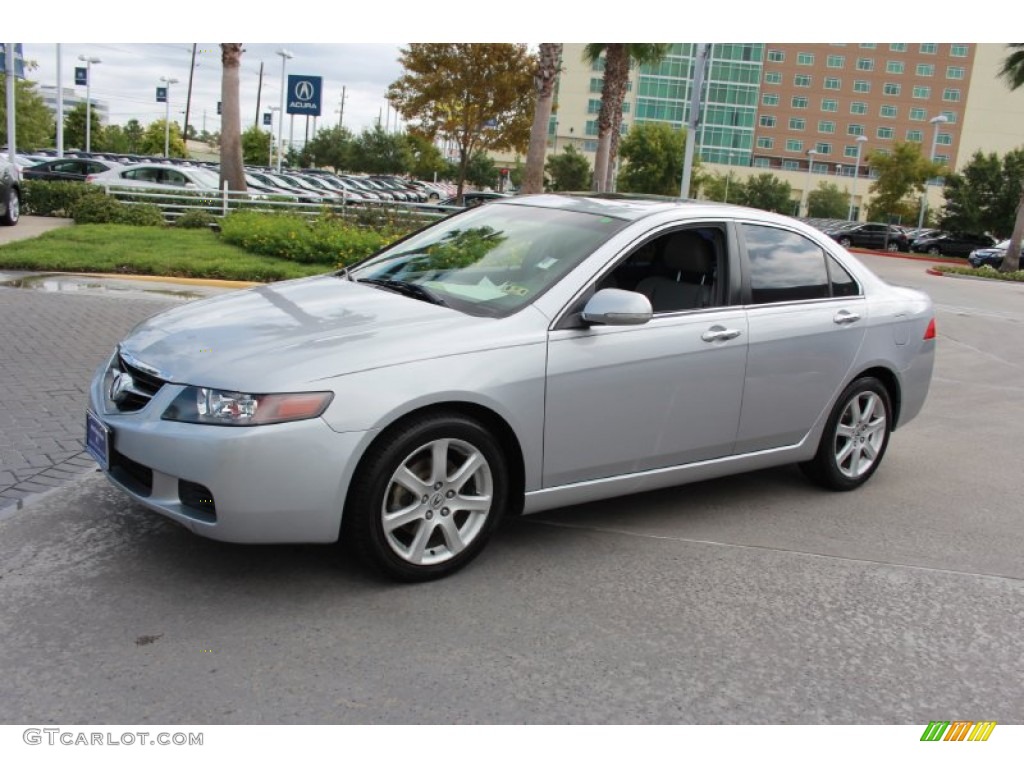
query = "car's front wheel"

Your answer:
(801, 377), (892, 491)
(344, 412), (508, 581)
(1, 189), (19, 226)
(838, 236), (852, 248)
(886, 241), (900, 252)
(927, 246), (941, 256)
